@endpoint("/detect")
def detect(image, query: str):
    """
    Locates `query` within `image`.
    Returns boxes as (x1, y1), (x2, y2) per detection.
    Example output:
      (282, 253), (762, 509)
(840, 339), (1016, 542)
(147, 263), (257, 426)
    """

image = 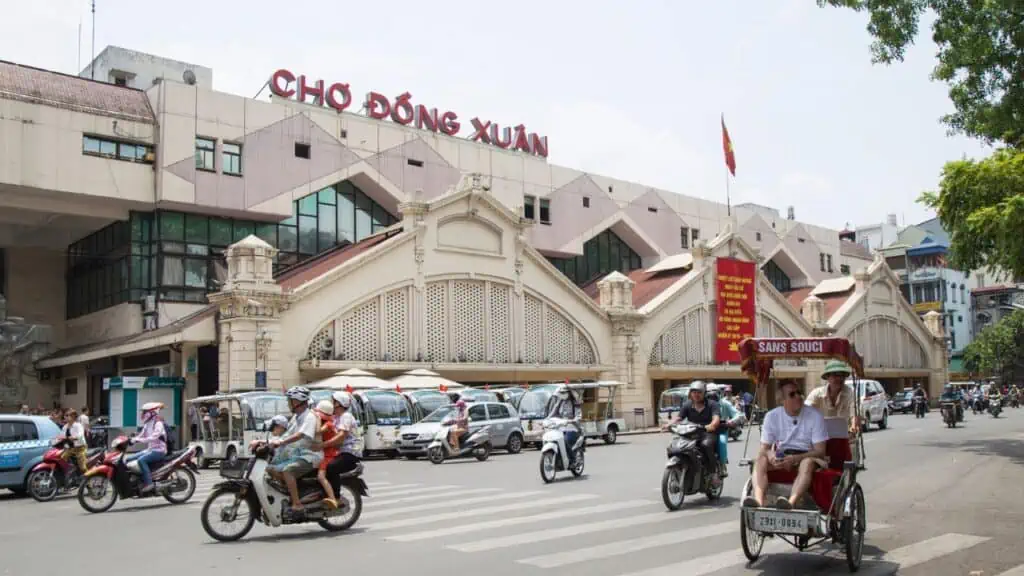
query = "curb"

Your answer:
(621, 428), (664, 436)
